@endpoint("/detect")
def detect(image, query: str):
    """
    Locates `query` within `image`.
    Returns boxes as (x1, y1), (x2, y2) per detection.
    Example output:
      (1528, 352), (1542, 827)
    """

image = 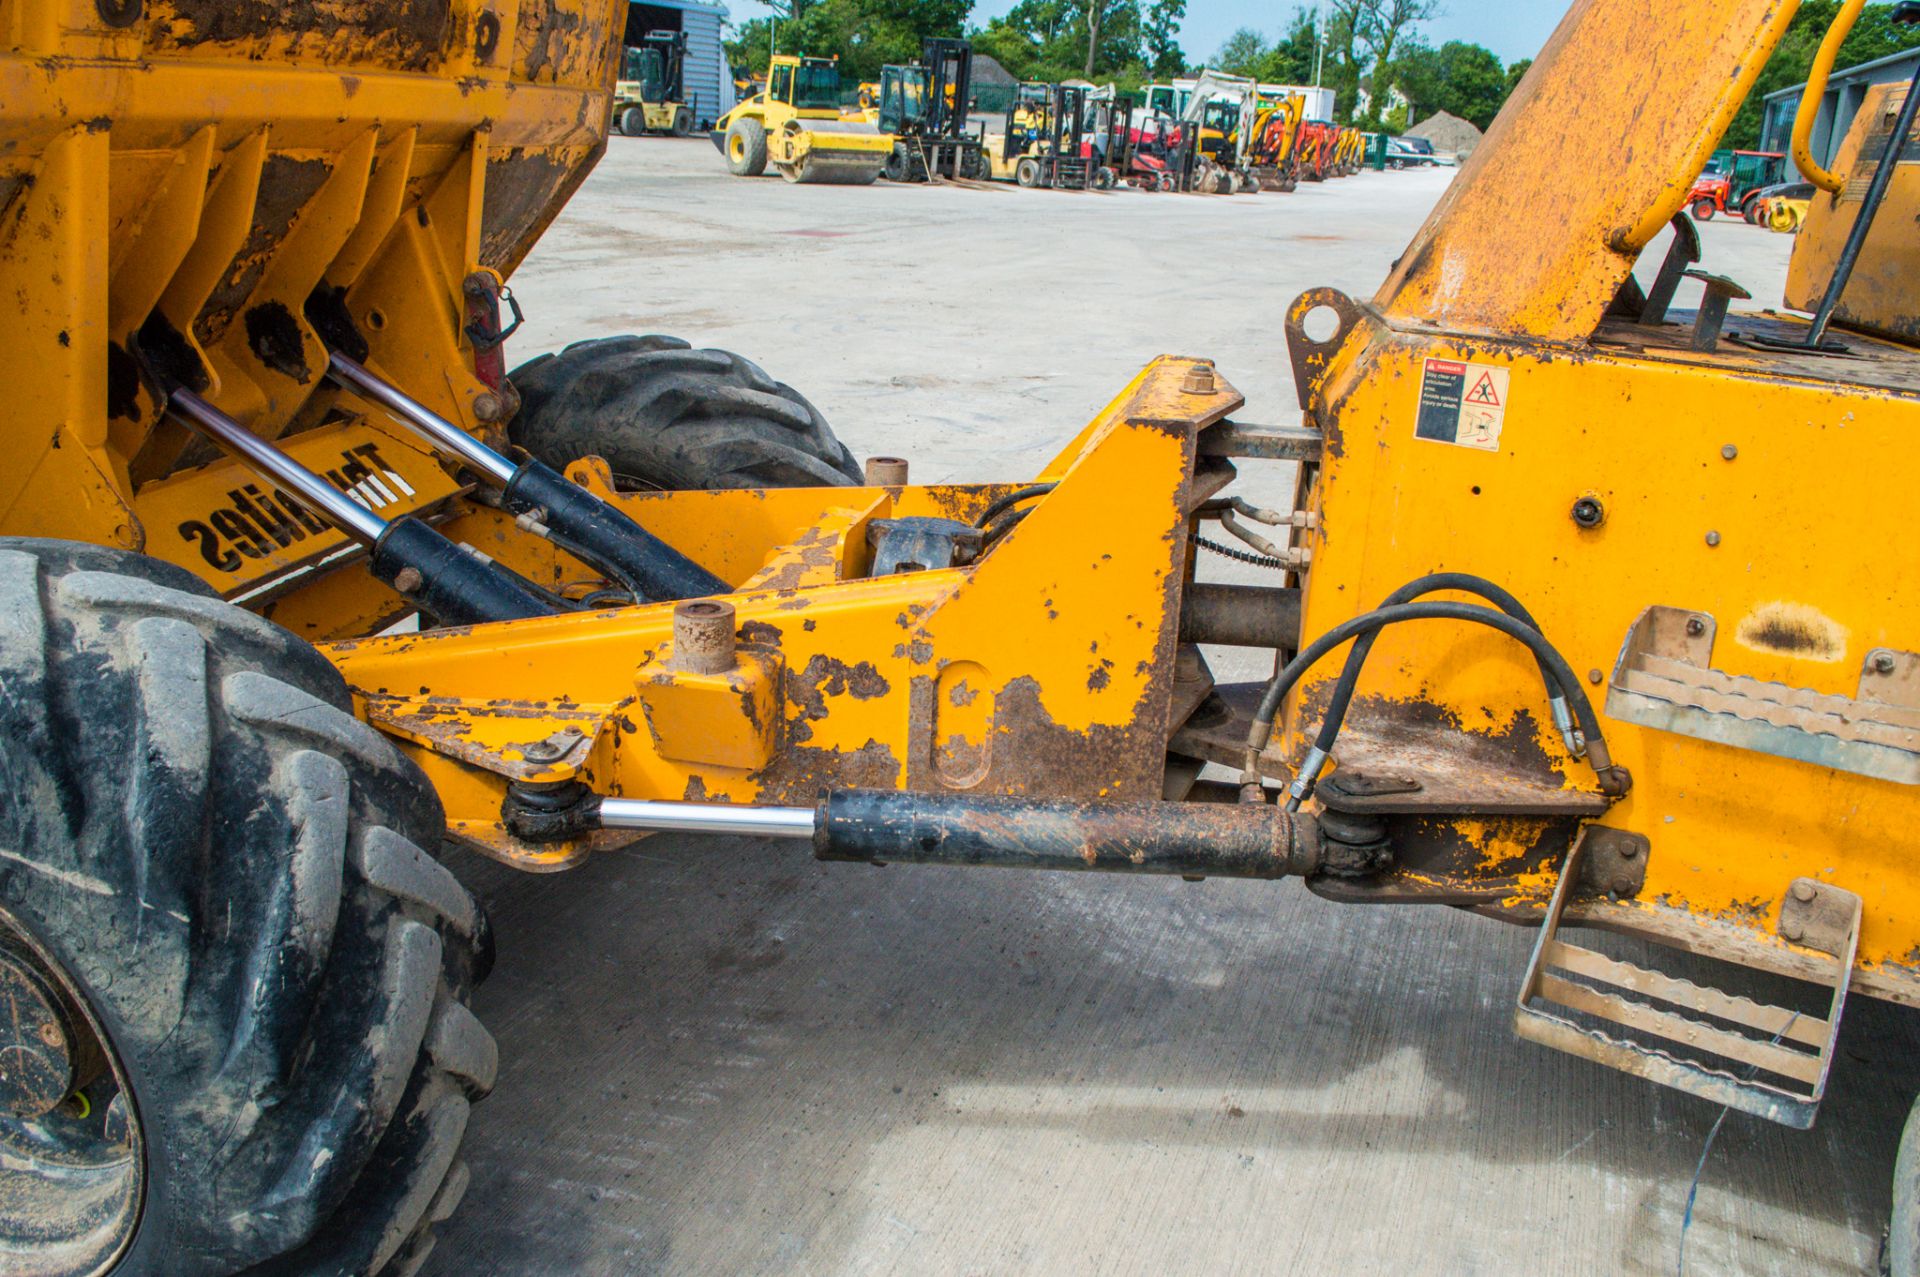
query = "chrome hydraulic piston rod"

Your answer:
(327, 352), (728, 602)
(168, 388), (555, 625)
